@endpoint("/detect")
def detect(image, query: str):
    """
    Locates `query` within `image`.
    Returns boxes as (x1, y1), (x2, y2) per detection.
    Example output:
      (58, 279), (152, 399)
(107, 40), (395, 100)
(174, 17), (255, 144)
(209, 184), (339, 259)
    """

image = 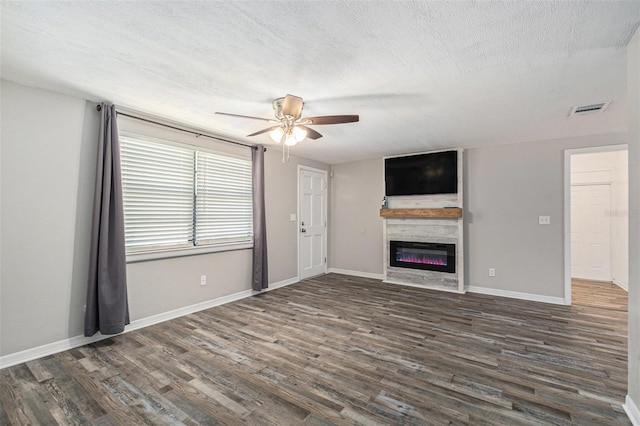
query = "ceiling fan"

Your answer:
(215, 94), (359, 147)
